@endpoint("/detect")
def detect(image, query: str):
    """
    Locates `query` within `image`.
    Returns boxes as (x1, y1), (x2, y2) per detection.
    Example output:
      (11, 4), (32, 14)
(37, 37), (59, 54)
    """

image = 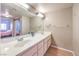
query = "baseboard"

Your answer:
(51, 45), (75, 56)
